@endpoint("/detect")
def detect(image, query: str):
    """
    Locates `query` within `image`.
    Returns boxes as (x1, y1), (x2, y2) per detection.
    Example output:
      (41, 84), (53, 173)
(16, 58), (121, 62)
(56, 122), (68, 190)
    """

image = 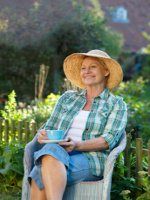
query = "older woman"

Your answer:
(28, 50), (127, 200)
